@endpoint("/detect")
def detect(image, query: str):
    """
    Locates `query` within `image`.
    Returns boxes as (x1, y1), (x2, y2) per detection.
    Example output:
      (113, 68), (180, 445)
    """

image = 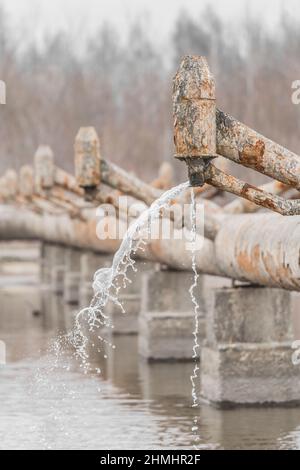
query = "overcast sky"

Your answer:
(1, 0), (298, 48)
